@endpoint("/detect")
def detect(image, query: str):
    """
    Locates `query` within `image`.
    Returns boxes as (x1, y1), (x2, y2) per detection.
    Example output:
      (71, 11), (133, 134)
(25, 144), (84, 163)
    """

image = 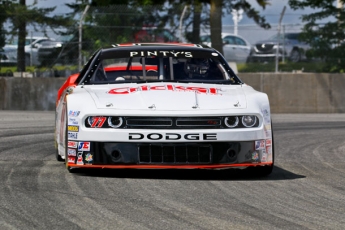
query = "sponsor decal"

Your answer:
(68, 132), (78, 139)
(129, 51), (192, 58)
(266, 146), (272, 155)
(108, 85), (220, 95)
(68, 125), (79, 132)
(265, 130), (272, 138)
(85, 153), (93, 164)
(252, 152), (259, 161)
(261, 108), (271, 124)
(255, 140), (265, 150)
(261, 153), (267, 162)
(68, 148), (77, 156)
(68, 118), (79, 125)
(78, 142), (91, 151)
(266, 139), (272, 146)
(264, 124), (271, 131)
(129, 133), (217, 141)
(68, 156), (75, 163)
(76, 152), (84, 165)
(68, 141), (78, 148)
(69, 110), (80, 117)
